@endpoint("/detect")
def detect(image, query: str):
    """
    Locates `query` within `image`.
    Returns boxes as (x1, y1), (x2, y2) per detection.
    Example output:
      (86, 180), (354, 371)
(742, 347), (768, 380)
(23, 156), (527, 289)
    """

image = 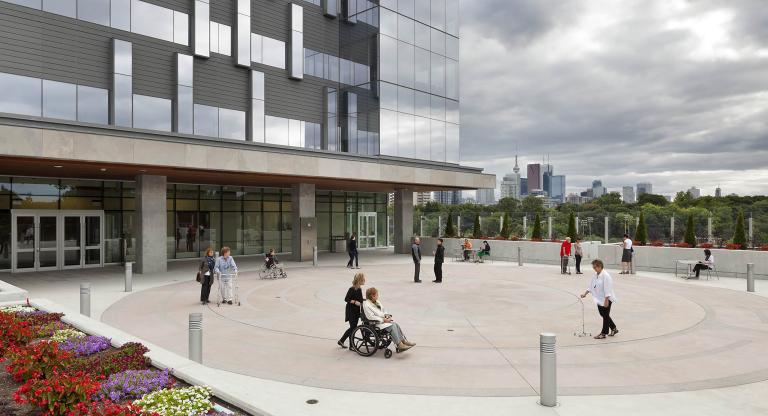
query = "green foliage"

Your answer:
(733, 211), (747, 249)
(638, 193), (669, 206)
(472, 213), (481, 238)
(521, 195), (544, 215)
(567, 212), (577, 241)
(496, 197), (520, 212)
(531, 213), (543, 240)
(684, 215), (696, 247)
(636, 211), (648, 245)
(594, 192), (623, 207)
(675, 191), (695, 207)
(500, 212), (511, 238)
(444, 212), (456, 237)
